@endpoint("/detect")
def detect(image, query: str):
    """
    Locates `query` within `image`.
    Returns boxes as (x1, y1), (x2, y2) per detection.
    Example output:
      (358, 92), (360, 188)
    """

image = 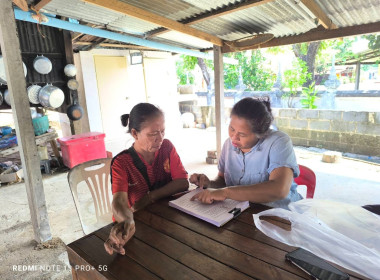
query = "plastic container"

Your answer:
(0, 135), (17, 149)
(57, 132), (107, 168)
(0, 126), (12, 136)
(32, 116), (49, 136)
(37, 145), (49, 160)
